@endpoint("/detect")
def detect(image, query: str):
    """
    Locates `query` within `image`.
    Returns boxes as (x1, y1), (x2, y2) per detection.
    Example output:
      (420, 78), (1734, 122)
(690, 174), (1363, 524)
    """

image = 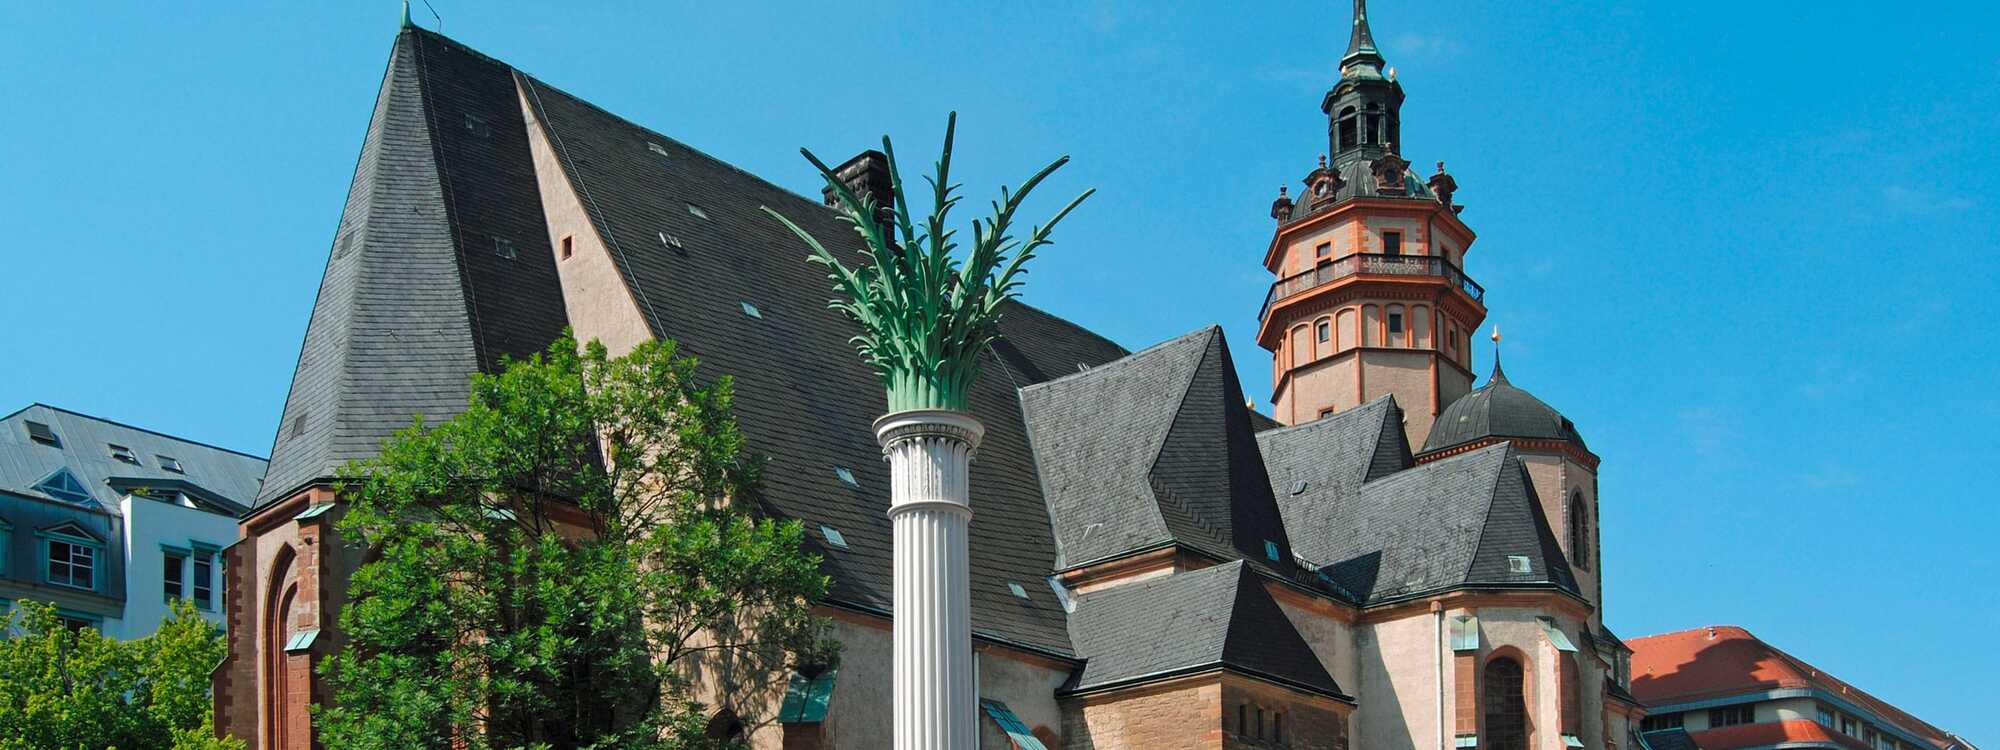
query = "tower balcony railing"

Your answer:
(1259, 253), (1484, 321)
